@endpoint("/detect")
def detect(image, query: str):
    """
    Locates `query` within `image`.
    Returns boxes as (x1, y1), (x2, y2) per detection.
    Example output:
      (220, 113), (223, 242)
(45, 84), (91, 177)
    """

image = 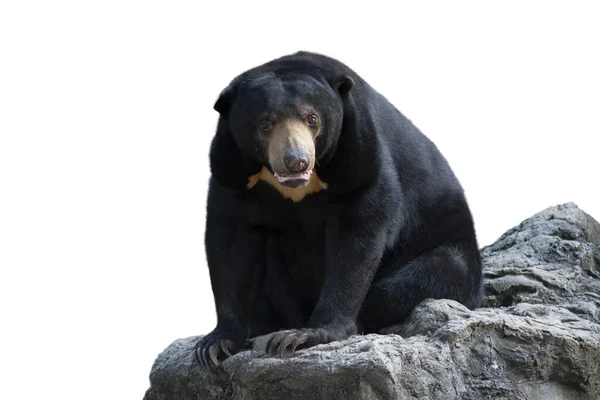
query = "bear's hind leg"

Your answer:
(359, 243), (483, 333)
